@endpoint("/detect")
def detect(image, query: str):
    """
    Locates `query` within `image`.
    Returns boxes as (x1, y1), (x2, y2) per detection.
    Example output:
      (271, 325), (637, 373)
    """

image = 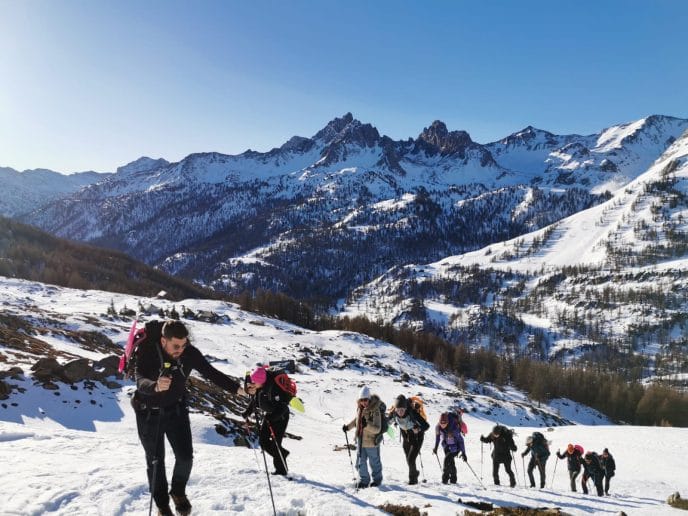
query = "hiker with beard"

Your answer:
(343, 386), (383, 488)
(133, 320), (245, 516)
(480, 425), (517, 487)
(389, 395), (430, 484)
